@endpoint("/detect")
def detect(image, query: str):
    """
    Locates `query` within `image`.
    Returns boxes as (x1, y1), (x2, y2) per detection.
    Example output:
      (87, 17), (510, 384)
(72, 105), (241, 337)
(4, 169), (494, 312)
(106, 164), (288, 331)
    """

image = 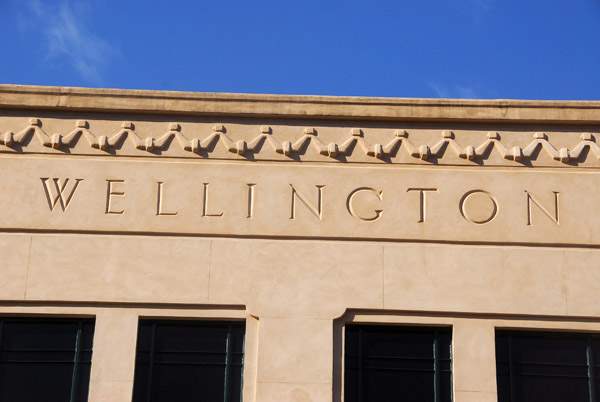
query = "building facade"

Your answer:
(0, 85), (600, 401)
